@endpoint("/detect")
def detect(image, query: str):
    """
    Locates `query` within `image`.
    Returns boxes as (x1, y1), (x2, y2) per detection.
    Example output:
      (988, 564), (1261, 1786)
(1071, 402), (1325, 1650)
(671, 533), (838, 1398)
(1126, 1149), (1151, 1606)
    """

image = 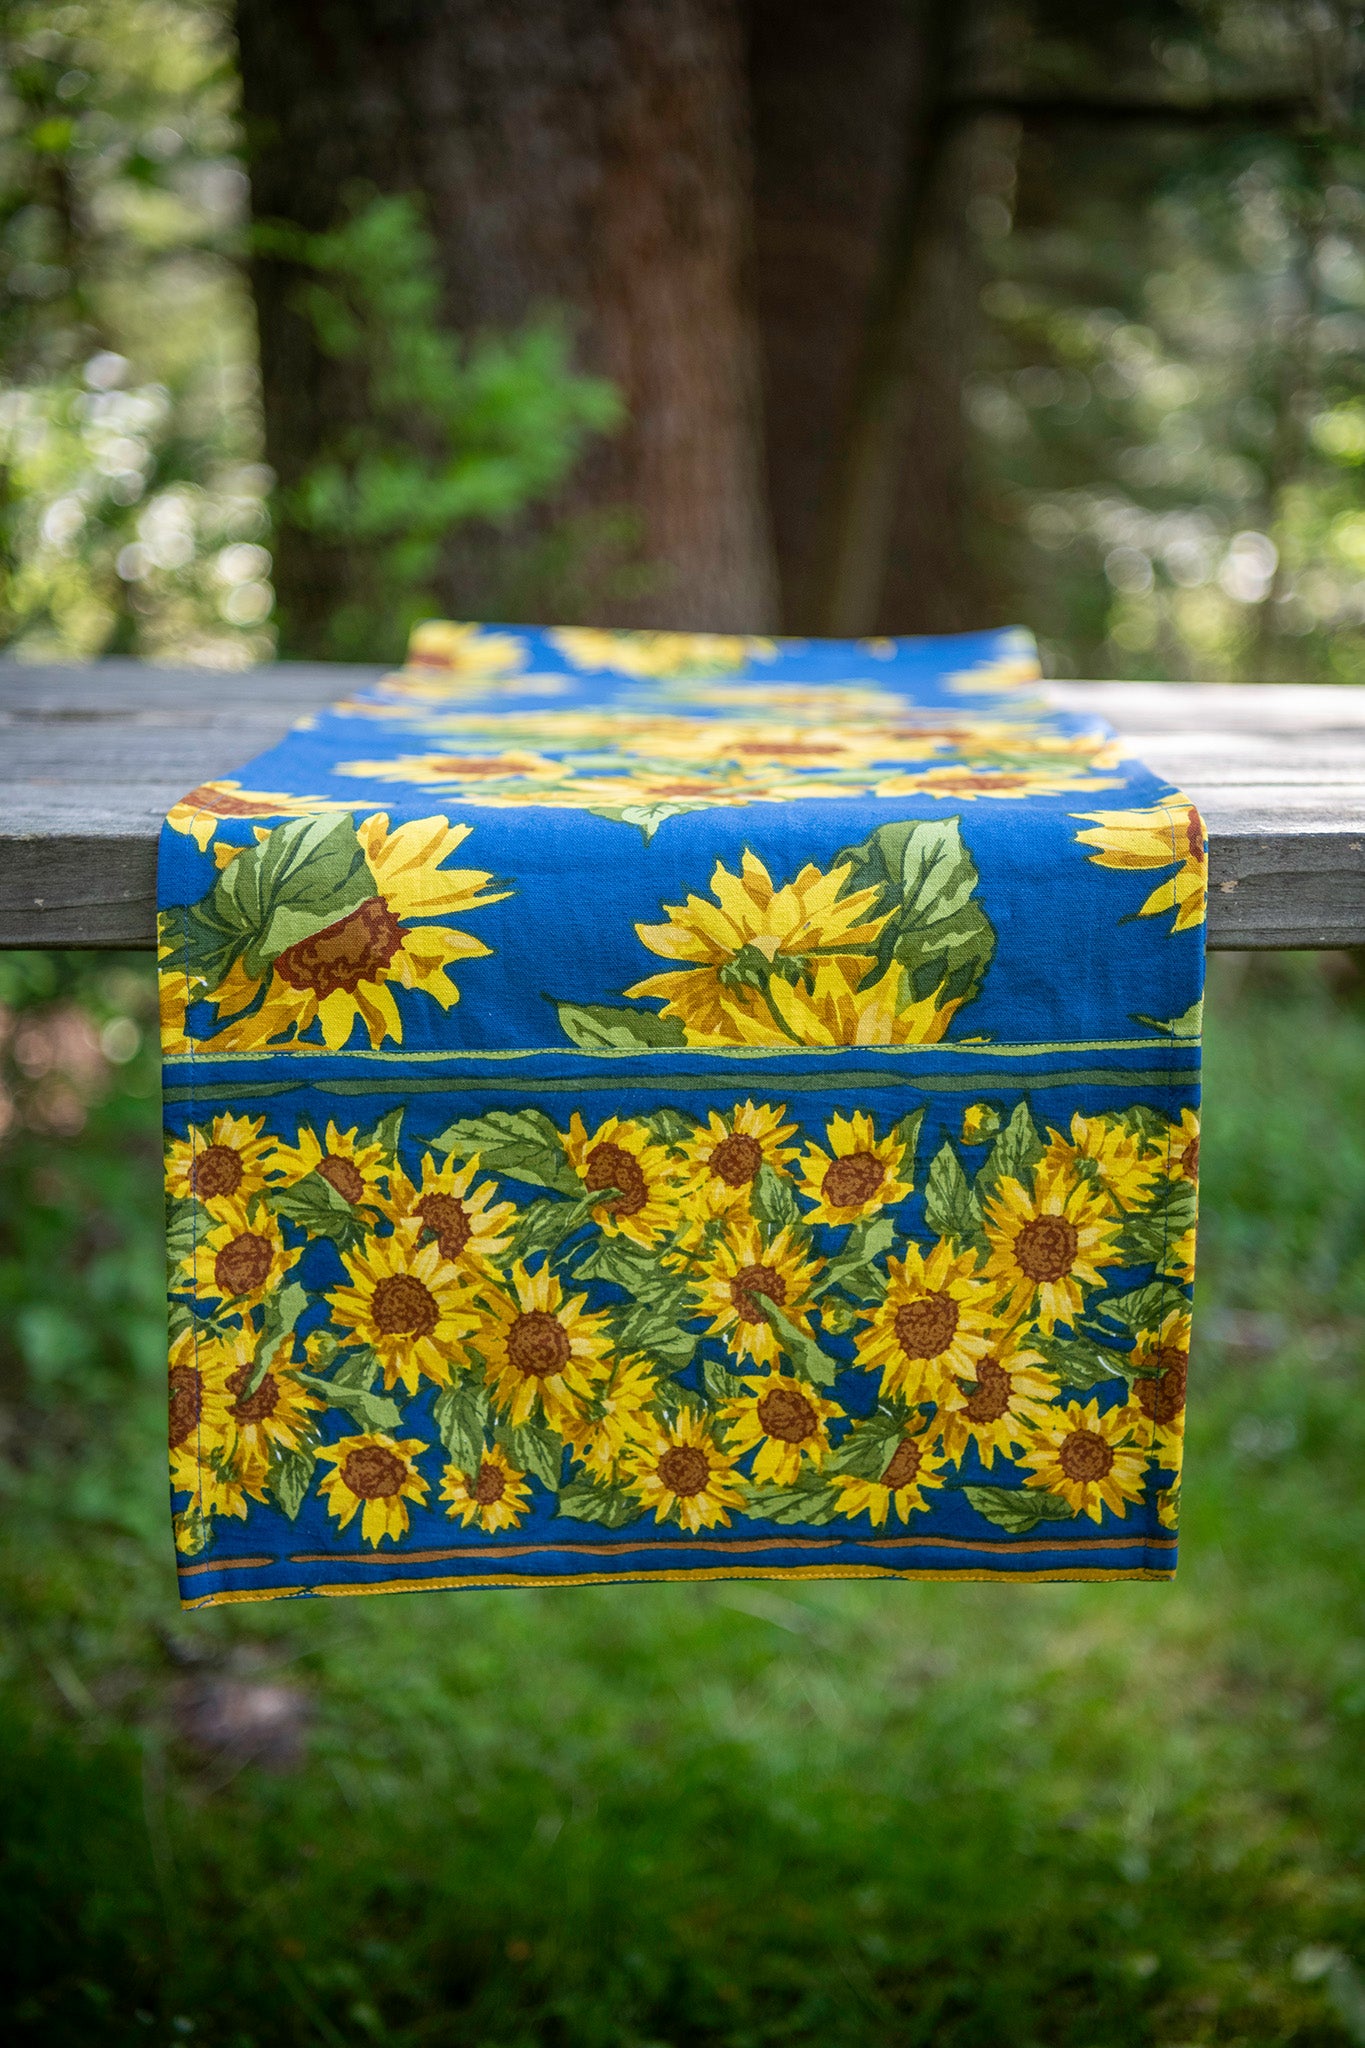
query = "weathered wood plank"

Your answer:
(2, 660), (1363, 949)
